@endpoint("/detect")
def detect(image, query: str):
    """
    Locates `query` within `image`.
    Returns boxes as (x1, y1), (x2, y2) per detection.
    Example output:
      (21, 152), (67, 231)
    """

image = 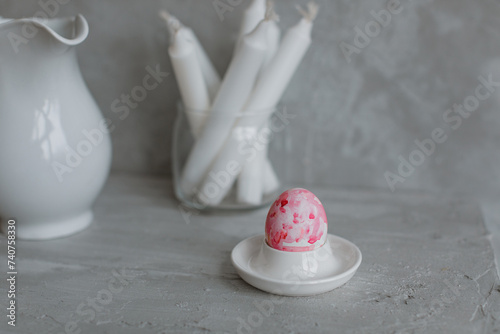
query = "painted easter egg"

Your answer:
(265, 188), (328, 252)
